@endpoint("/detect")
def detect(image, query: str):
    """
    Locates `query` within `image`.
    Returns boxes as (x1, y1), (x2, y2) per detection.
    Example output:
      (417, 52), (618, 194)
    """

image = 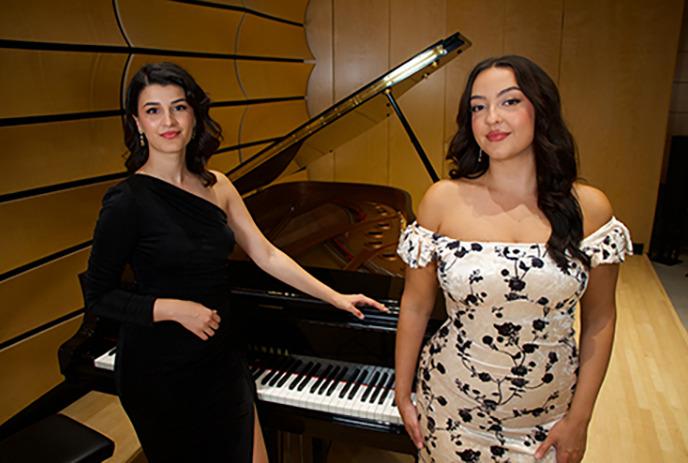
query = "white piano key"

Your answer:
(94, 347), (116, 371)
(94, 349), (406, 425)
